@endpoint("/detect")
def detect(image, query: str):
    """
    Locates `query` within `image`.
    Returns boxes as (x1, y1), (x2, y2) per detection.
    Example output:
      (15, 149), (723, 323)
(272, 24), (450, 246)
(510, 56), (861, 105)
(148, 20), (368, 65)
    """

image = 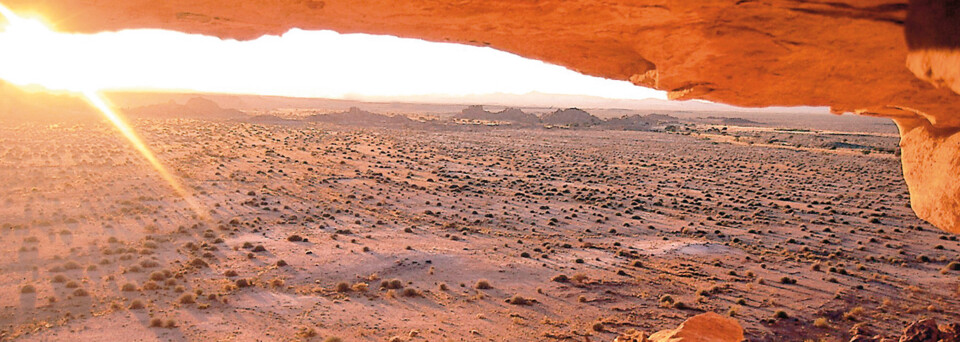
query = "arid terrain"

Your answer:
(0, 96), (957, 341)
